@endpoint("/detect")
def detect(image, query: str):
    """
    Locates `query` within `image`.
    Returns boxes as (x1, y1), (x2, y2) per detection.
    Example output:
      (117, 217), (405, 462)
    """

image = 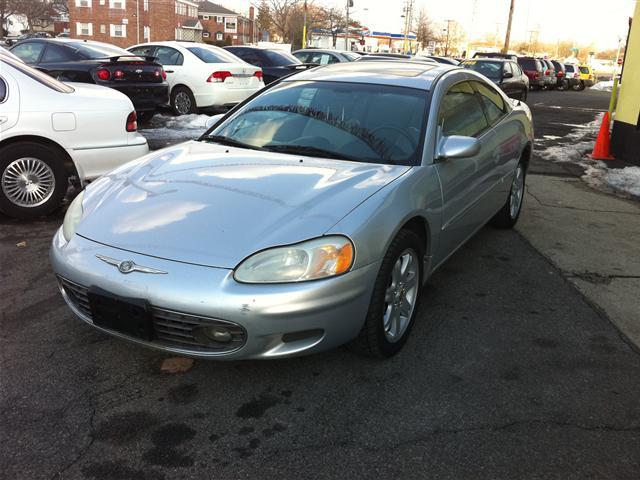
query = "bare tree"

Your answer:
(15, 0), (57, 32)
(319, 6), (344, 47)
(263, 0), (300, 42)
(413, 8), (436, 50)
